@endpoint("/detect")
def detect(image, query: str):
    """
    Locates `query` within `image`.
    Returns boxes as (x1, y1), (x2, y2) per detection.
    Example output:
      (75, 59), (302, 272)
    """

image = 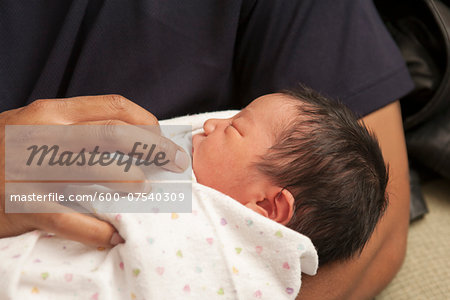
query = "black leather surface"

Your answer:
(376, 0), (450, 221)
(409, 167), (429, 222)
